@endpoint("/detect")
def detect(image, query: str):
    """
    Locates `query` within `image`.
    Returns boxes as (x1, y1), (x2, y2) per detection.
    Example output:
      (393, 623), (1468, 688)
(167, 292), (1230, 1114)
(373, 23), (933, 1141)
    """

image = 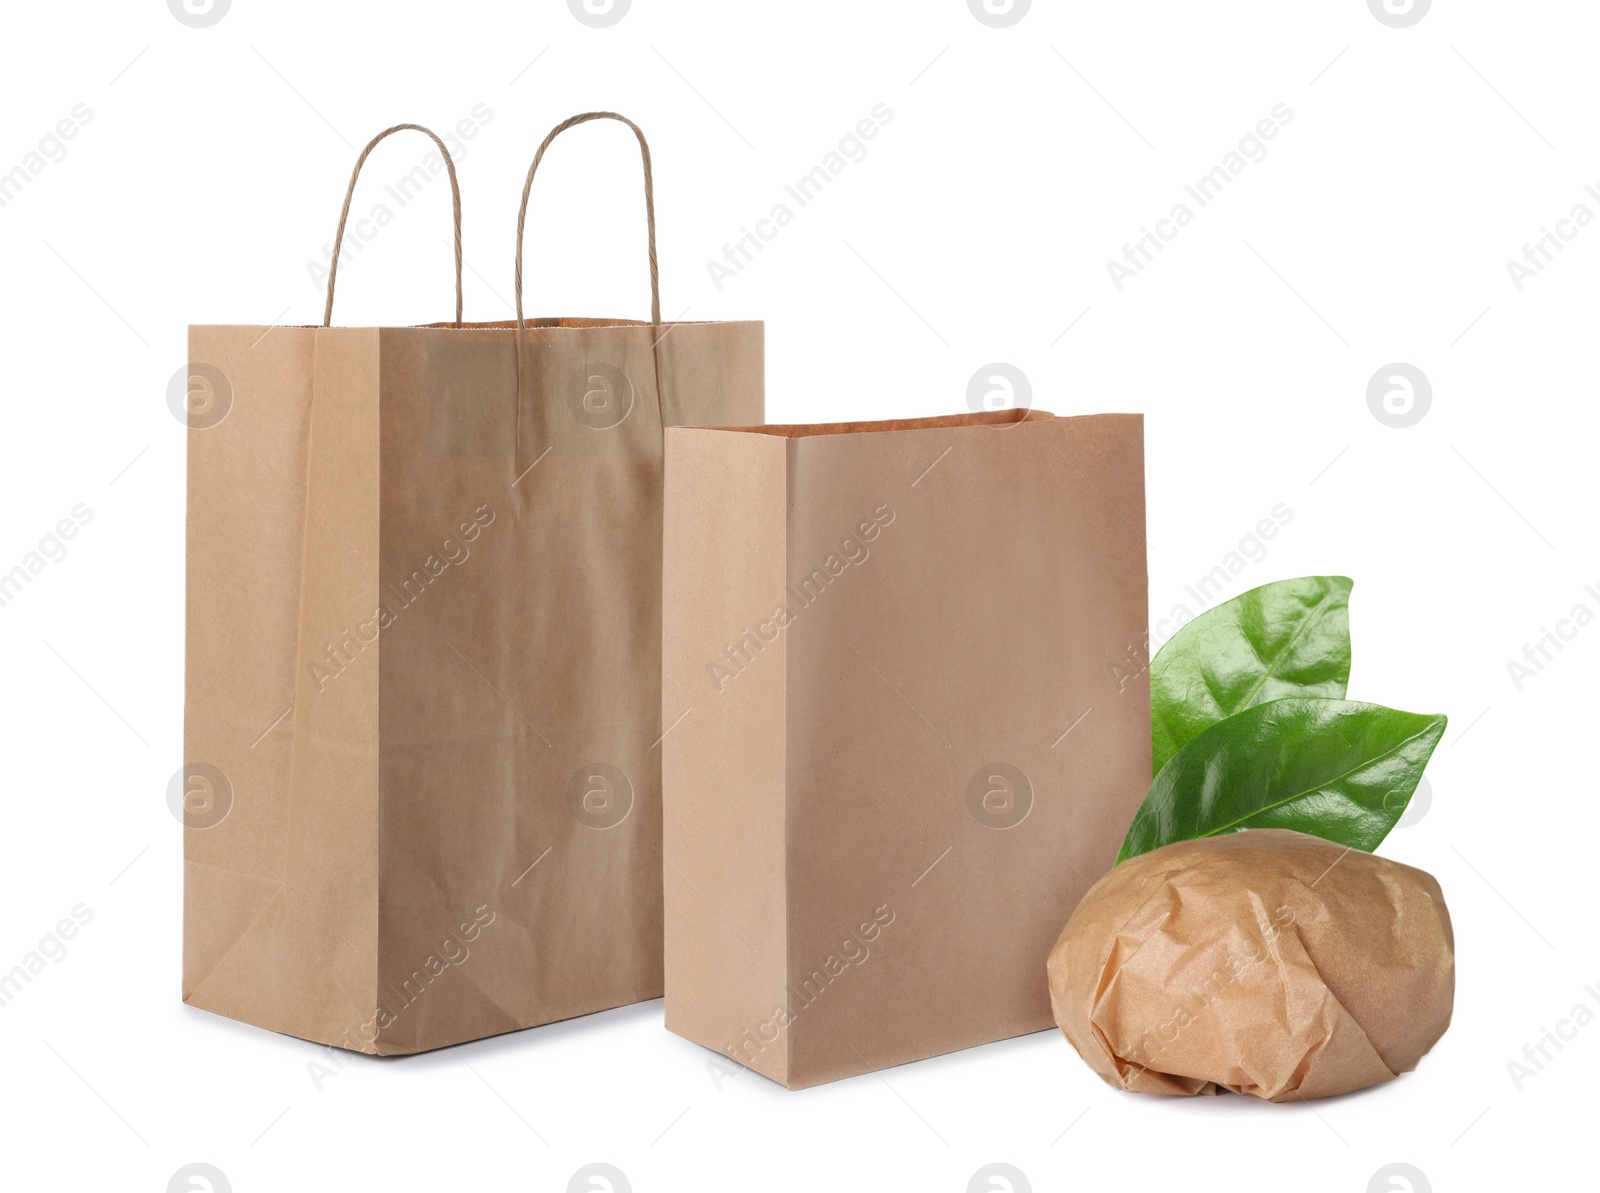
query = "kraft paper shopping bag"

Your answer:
(183, 113), (763, 1053)
(662, 410), (1146, 1086)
